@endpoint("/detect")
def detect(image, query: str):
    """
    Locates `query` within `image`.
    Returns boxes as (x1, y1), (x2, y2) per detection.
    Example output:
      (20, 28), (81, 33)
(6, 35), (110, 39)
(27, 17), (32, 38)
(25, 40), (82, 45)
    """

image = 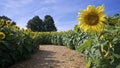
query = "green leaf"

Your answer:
(77, 39), (92, 52)
(112, 38), (118, 42)
(116, 64), (120, 68)
(113, 54), (120, 59)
